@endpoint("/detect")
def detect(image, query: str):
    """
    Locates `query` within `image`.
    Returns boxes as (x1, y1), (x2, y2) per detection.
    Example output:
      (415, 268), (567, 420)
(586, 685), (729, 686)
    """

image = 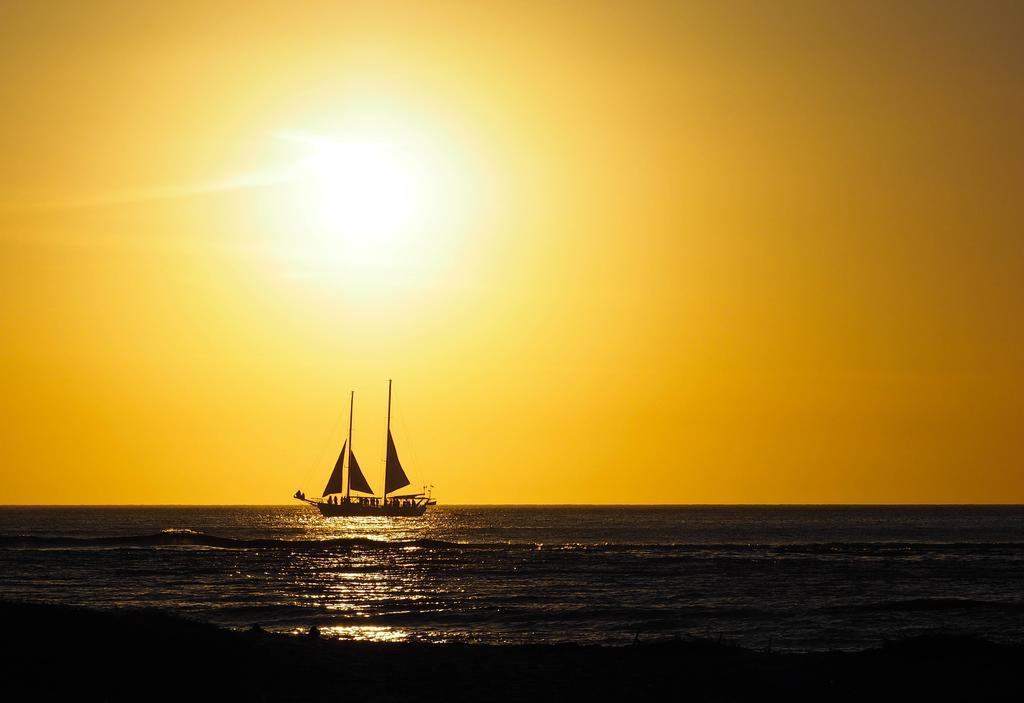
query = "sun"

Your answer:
(302, 141), (426, 239)
(271, 131), (453, 272)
